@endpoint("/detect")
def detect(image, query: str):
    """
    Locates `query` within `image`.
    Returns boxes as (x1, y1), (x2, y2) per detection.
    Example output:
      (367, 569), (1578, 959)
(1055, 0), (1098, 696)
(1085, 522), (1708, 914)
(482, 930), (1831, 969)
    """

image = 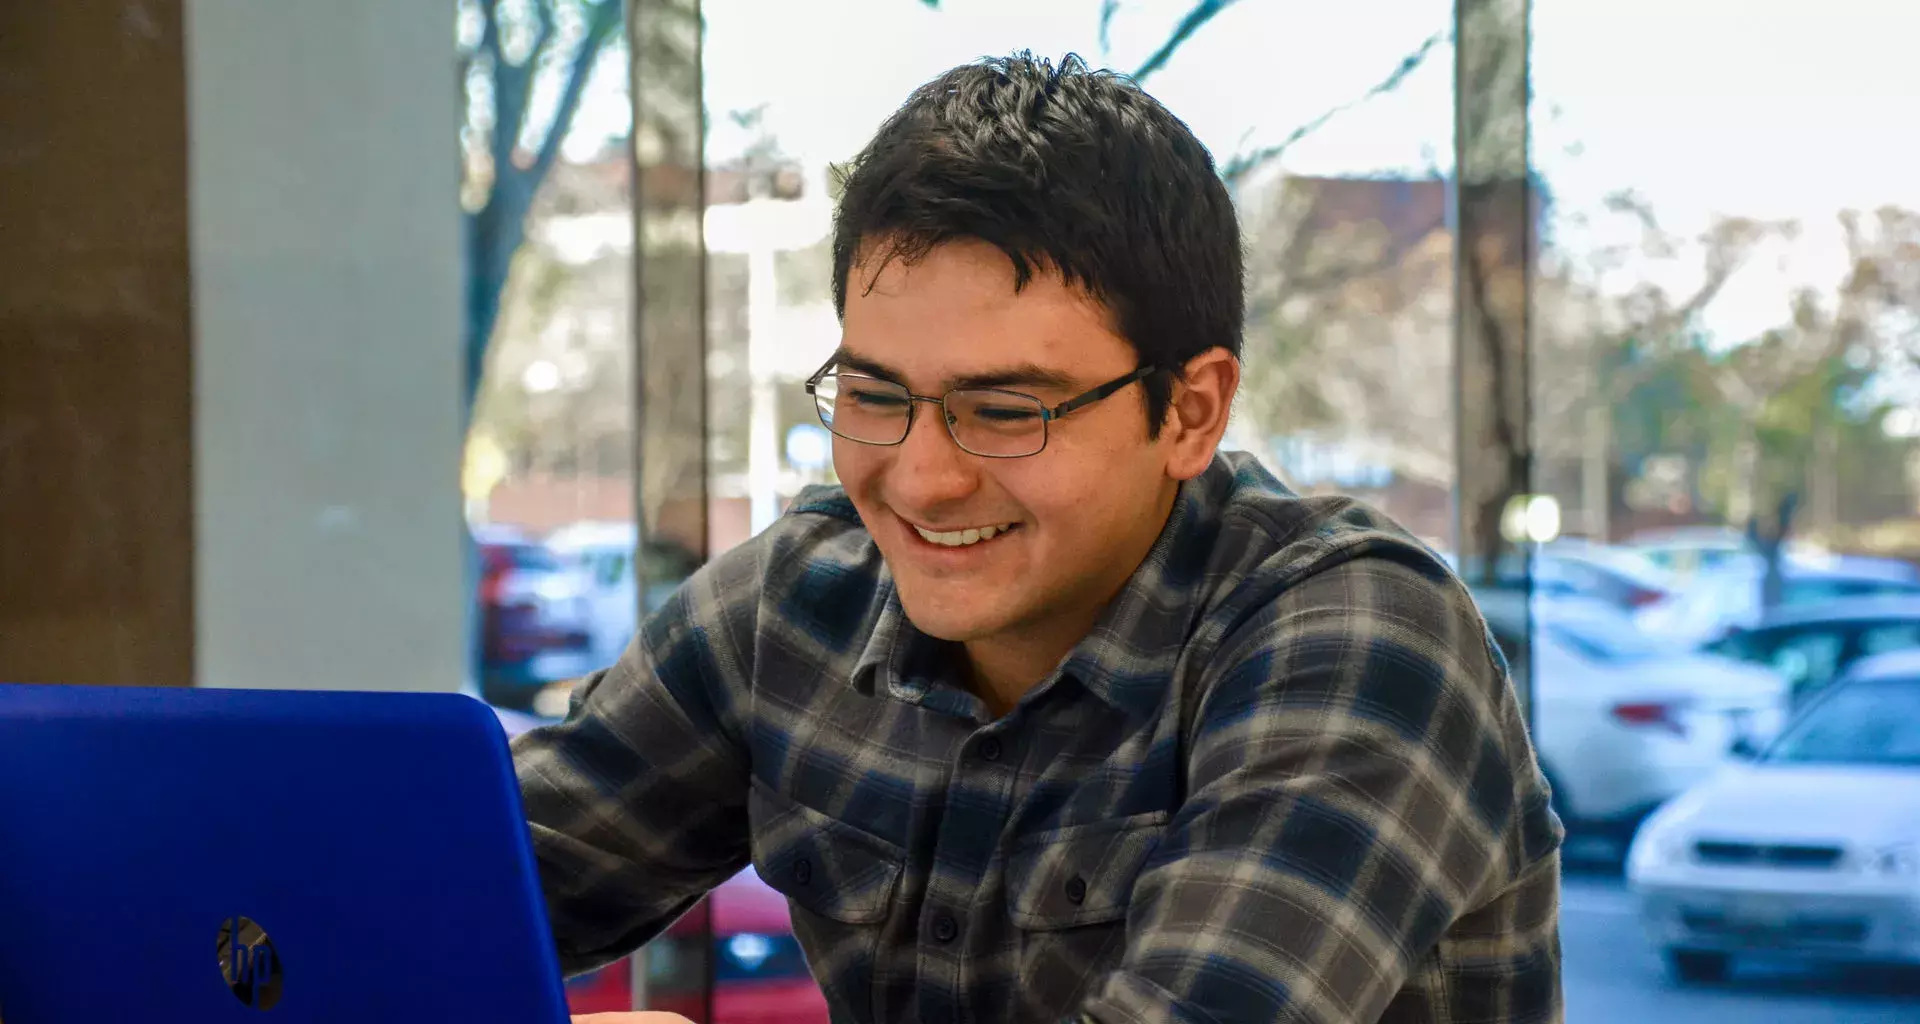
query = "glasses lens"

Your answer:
(815, 374), (911, 444)
(946, 389), (1046, 457)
